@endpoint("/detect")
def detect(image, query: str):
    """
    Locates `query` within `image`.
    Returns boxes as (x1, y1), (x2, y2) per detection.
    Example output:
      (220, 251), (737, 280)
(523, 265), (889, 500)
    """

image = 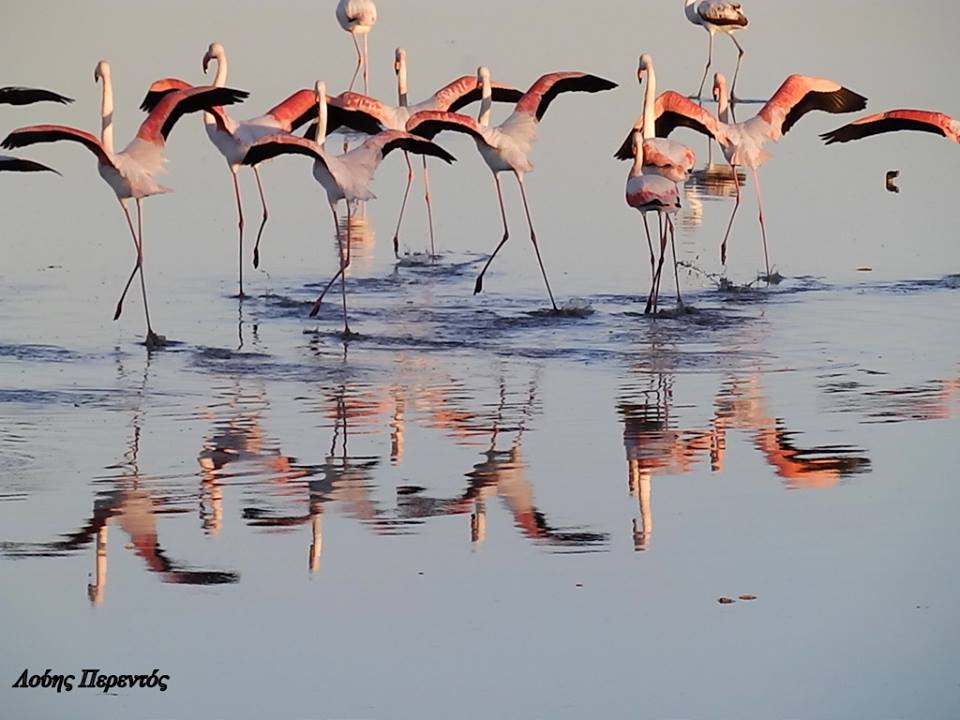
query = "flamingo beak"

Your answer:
(202, 54), (212, 74)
